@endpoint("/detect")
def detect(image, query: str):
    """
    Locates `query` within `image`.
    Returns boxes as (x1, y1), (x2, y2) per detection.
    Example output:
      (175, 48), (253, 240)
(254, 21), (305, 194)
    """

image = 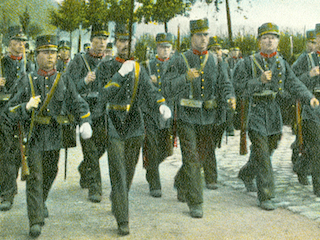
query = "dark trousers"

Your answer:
(242, 130), (281, 202)
(107, 135), (144, 225)
(174, 121), (216, 205)
(27, 149), (60, 226)
(144, 122), (172, 191)
(302, 120), (320, 194)
(0, 136), (21, 203)
(78, 117), (107, 193)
